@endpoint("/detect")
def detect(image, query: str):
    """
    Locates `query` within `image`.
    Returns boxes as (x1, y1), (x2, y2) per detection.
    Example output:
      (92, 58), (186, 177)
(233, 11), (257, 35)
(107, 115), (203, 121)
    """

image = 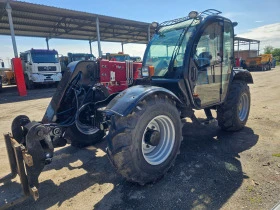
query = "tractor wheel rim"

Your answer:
(142, 115), (175, 165)
(238, 93), (249, 121)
